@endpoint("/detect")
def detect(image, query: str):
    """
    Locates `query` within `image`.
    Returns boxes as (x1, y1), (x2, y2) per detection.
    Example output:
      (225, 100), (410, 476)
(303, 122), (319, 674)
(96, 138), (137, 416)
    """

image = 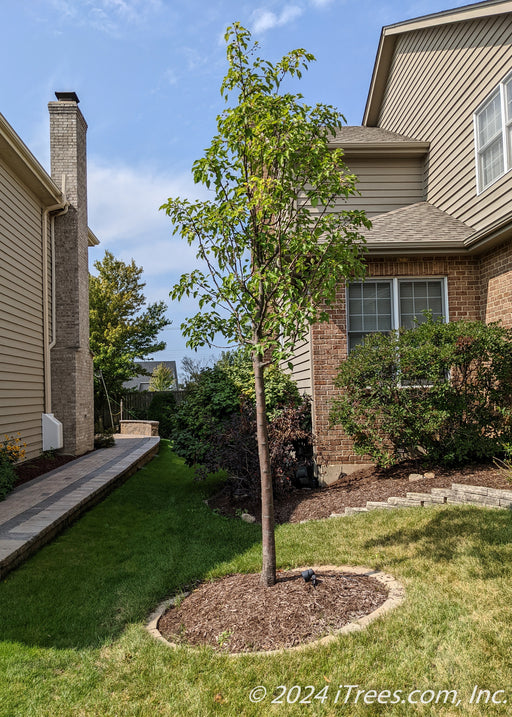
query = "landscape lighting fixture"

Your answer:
(301, 568), (317, 588)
